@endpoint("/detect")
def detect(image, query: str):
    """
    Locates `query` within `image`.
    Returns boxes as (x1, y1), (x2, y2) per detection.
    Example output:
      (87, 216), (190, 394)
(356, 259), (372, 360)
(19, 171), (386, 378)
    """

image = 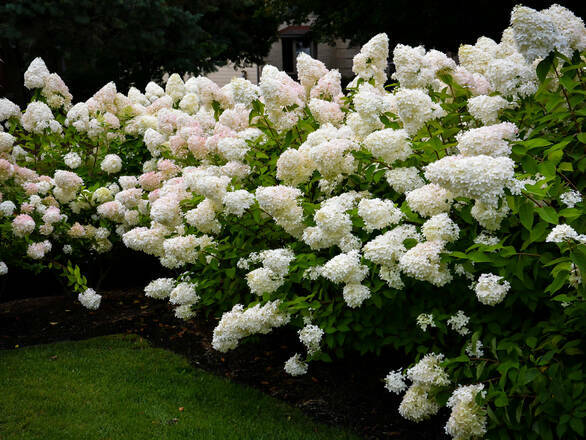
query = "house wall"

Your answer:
(205, 64), (259, 87)
(204, 31), (360, 87)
